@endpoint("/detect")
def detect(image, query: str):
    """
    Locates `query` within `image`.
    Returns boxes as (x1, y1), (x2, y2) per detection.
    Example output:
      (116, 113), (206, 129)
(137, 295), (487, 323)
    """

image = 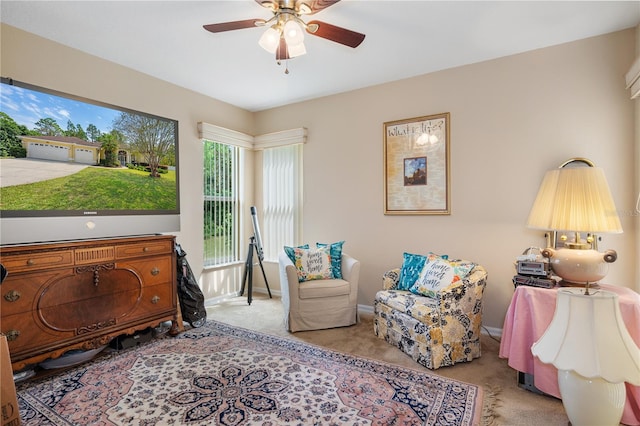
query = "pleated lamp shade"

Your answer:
(526, 166), (622, 234)
(532, 289), (640, 385)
